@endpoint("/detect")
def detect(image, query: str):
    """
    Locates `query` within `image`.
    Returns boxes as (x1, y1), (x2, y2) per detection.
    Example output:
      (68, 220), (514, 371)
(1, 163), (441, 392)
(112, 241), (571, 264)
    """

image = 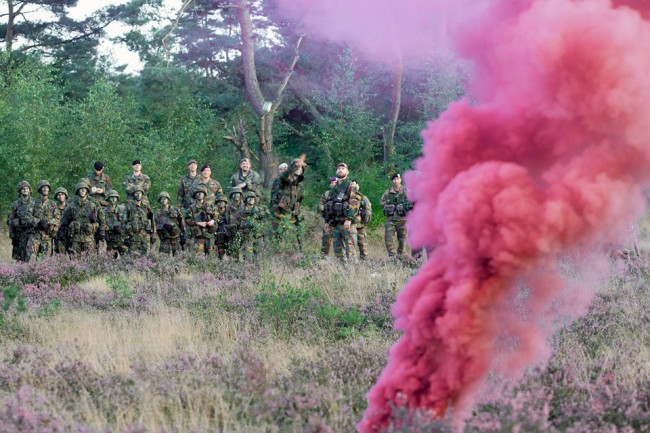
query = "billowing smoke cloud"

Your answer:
(276, 0), (650, 431)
